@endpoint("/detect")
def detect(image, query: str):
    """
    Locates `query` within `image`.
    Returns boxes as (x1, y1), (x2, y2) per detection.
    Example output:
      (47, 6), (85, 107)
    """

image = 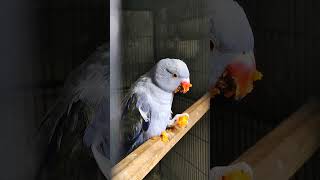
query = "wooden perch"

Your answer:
(112, 92), (211, 180)
(232, 100), (320, 180)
